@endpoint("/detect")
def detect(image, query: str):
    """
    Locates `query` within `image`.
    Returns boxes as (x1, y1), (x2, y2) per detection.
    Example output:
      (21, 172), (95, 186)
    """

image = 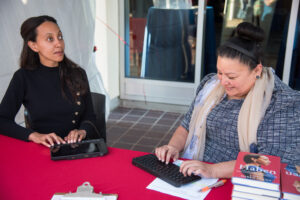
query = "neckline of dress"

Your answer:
(39, 63), (59, 71)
